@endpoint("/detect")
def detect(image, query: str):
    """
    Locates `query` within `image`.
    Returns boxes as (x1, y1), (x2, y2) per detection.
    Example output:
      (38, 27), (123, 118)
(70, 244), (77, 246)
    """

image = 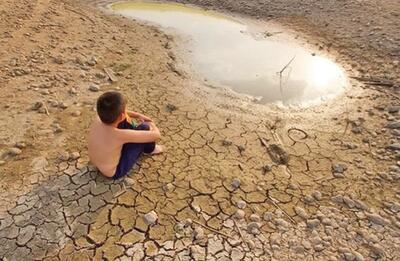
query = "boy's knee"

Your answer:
(136, 123), (150, 131)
